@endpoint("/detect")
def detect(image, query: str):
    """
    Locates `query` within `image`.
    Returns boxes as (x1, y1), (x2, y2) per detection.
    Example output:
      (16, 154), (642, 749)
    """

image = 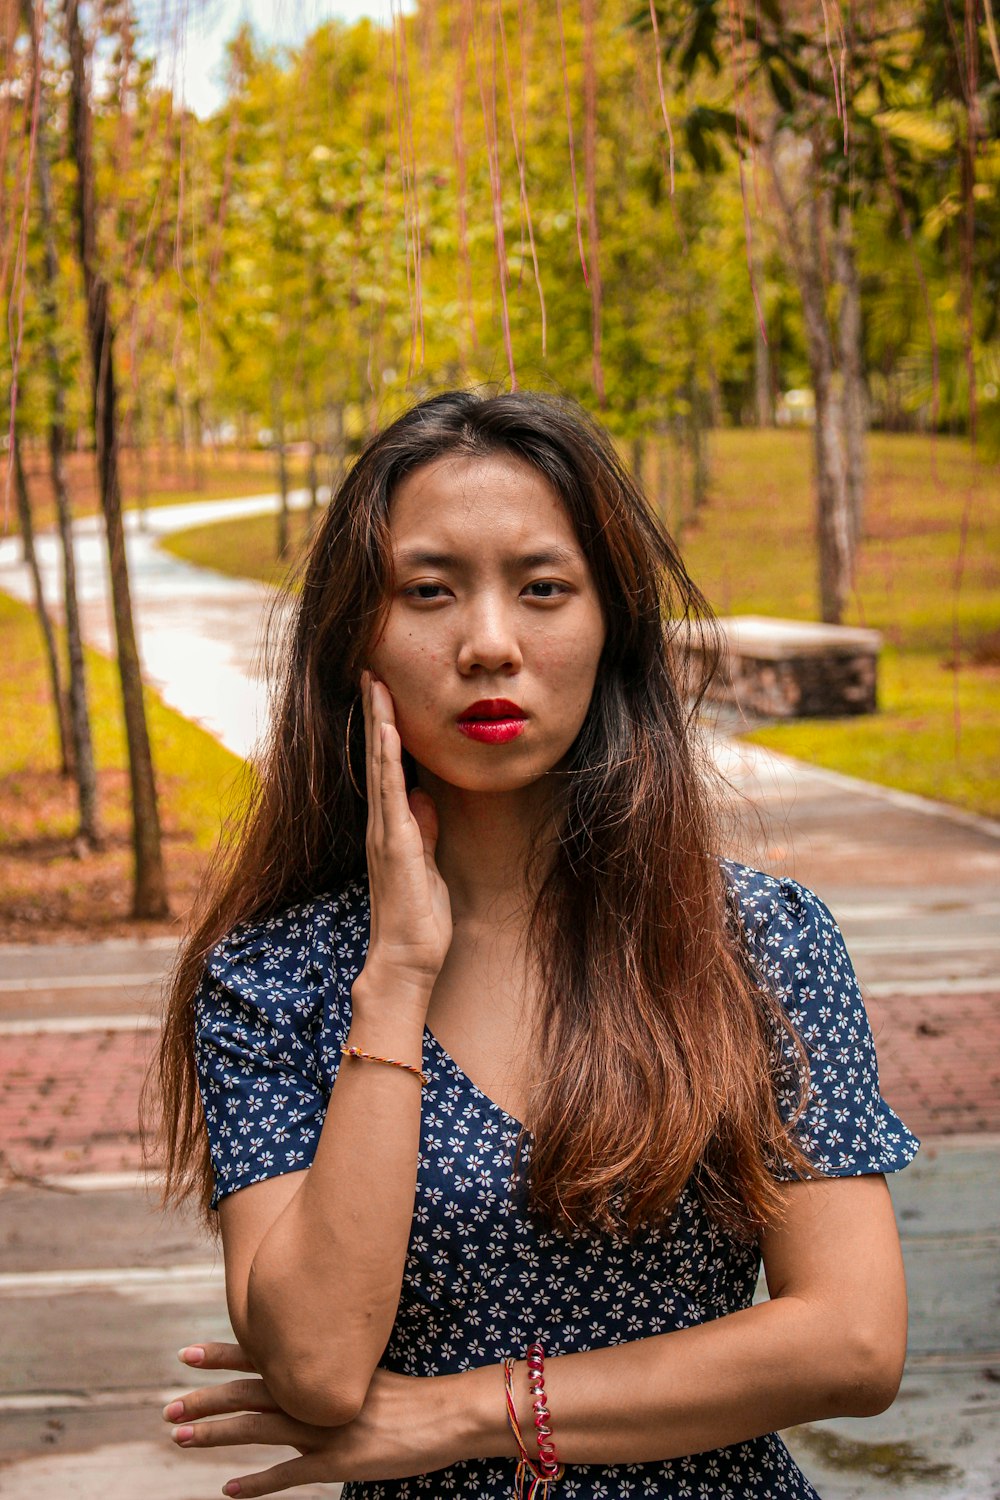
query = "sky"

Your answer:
(137, 0), (410, 117)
